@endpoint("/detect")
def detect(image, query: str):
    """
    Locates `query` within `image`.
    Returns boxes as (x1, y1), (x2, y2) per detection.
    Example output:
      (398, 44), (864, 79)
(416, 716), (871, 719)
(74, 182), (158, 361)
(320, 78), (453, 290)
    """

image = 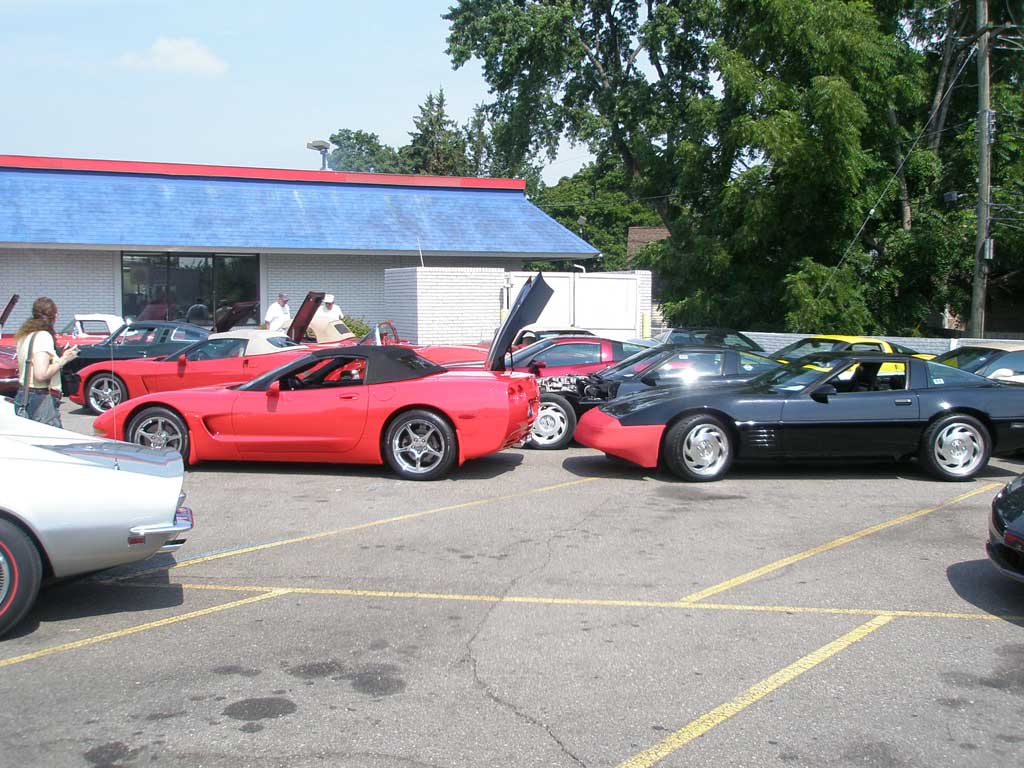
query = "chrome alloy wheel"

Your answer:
(133, 415), (185, 451)
(531, 401), (569, 446)
(933, 421), (985, 477)
(88, 374), (124, 412)
(0, 548), (9, 612)
(391, 419), (445, 475)
(682, 423), (730, 477)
